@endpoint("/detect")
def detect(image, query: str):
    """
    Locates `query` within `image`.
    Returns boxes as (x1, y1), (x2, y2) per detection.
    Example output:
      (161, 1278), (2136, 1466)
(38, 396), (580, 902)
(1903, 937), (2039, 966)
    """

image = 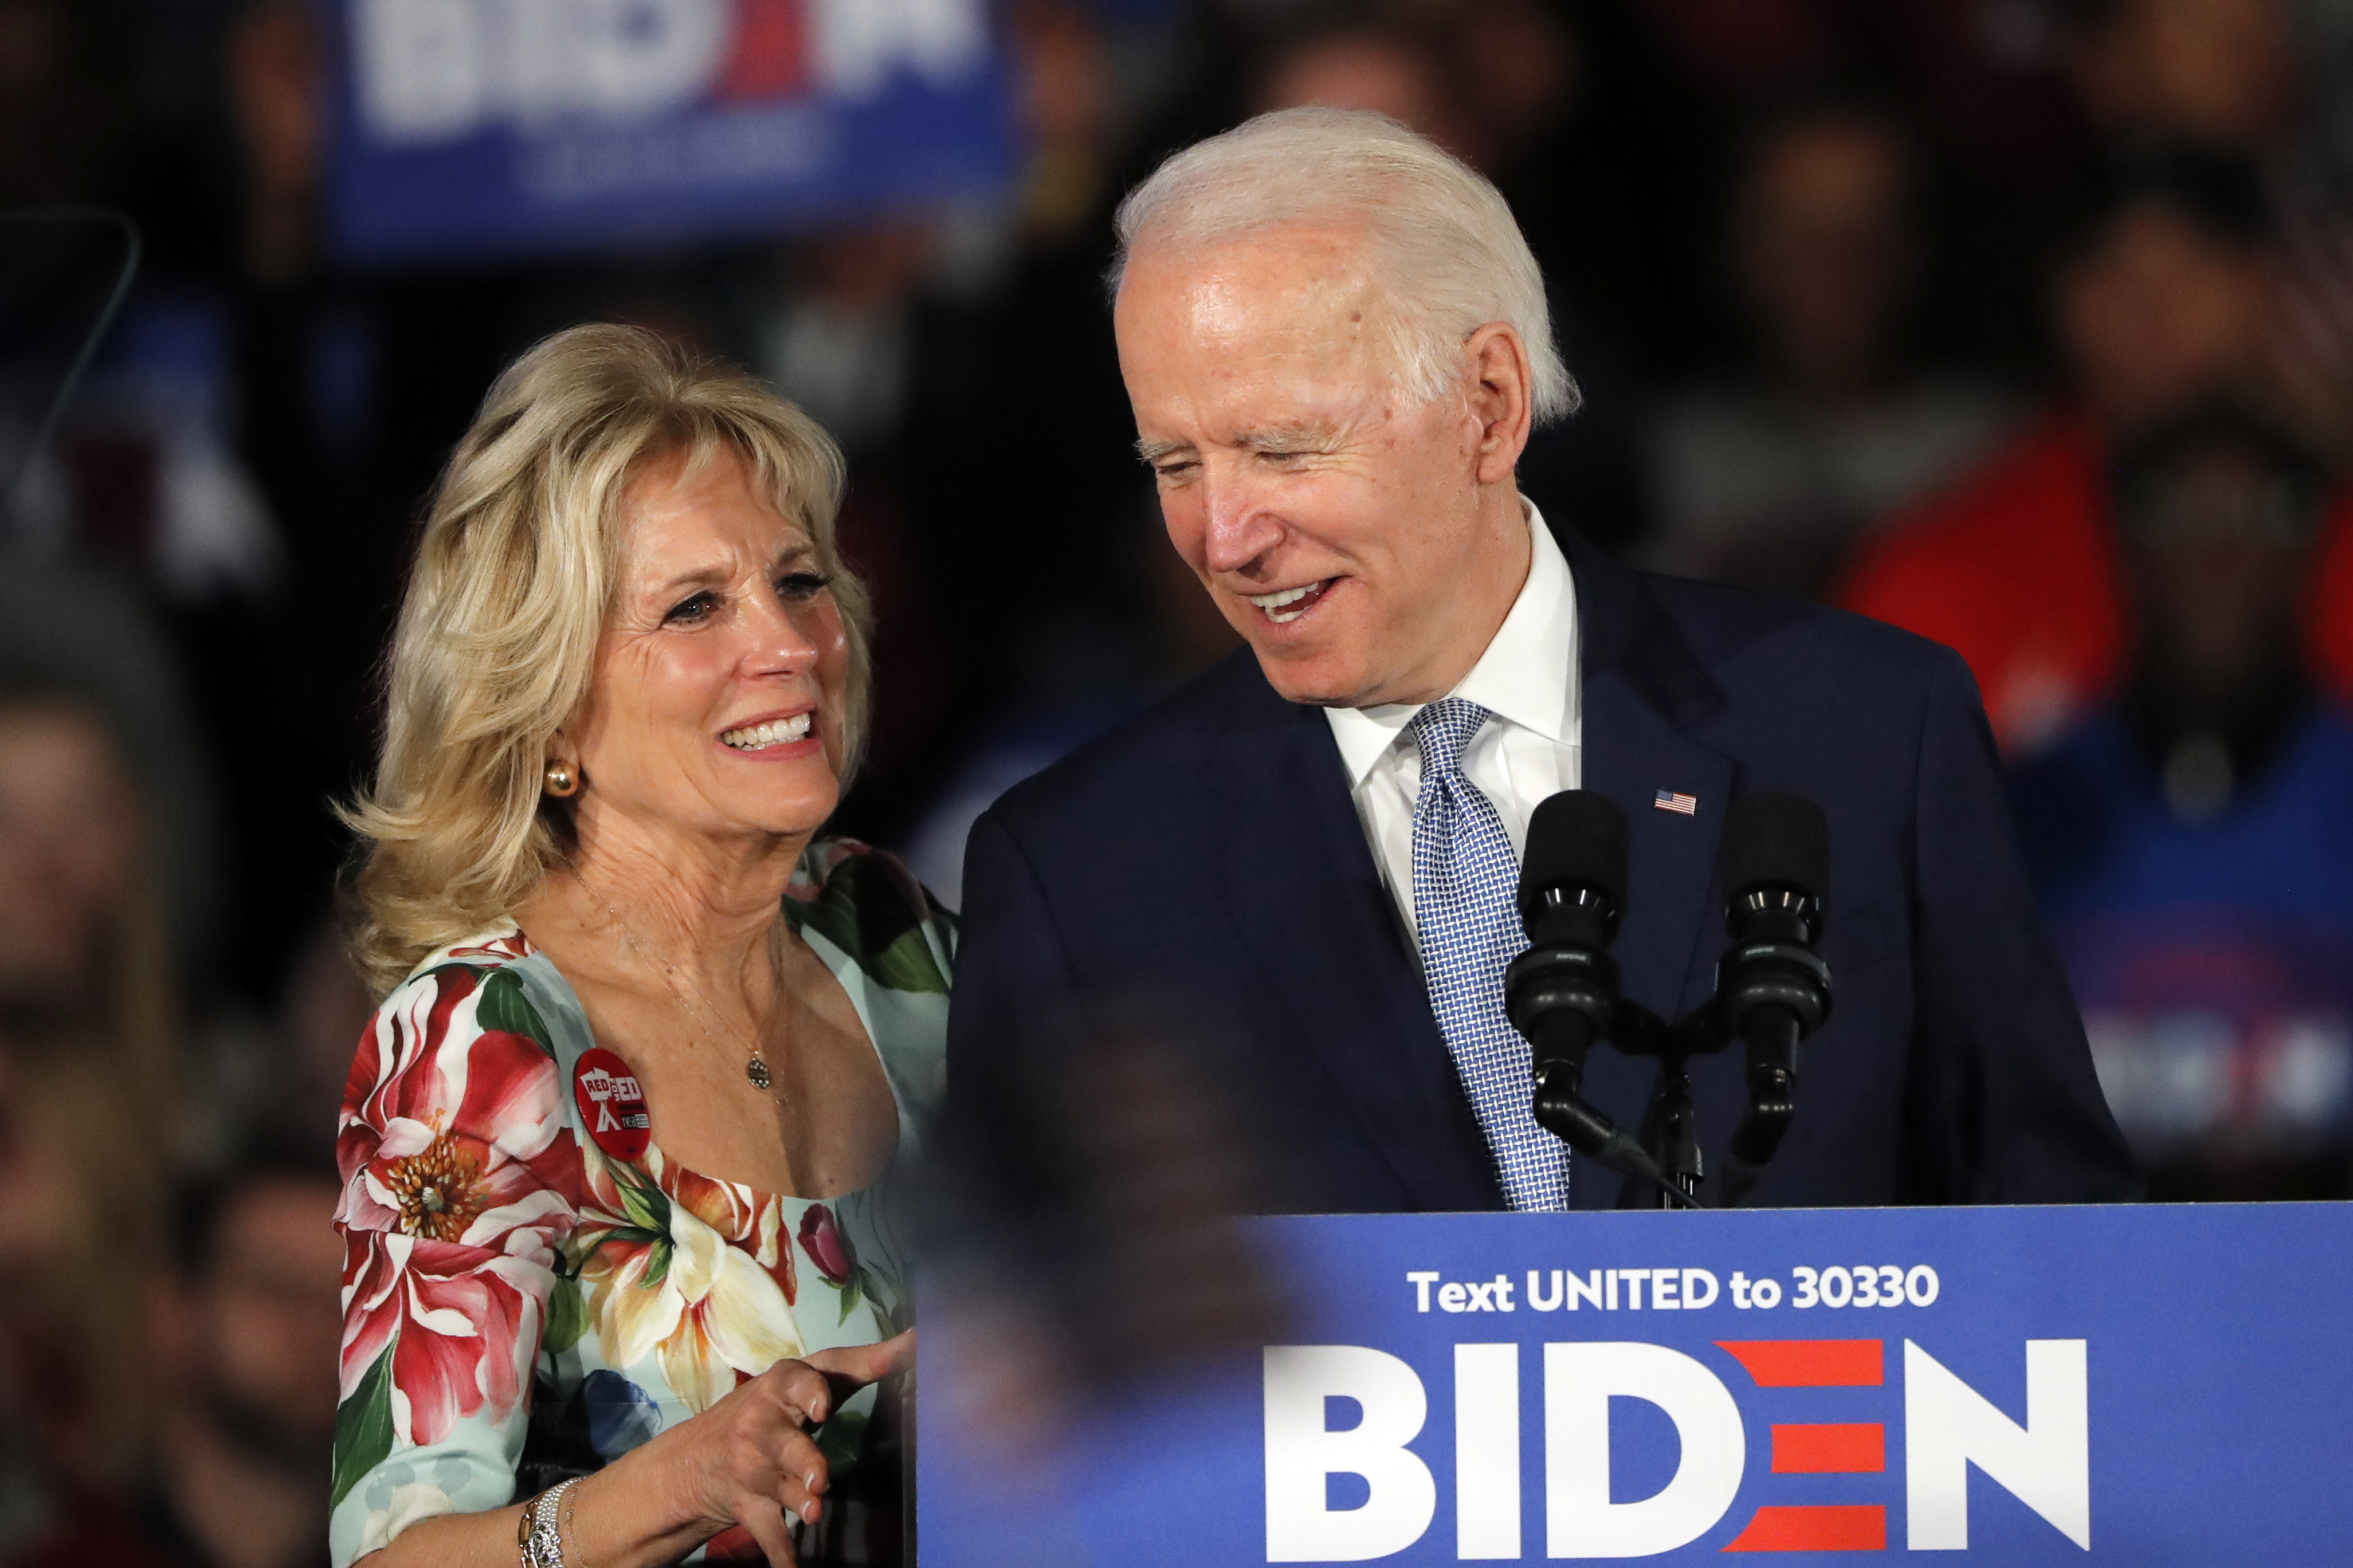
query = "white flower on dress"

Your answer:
(582, 1153), (805, 1413)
